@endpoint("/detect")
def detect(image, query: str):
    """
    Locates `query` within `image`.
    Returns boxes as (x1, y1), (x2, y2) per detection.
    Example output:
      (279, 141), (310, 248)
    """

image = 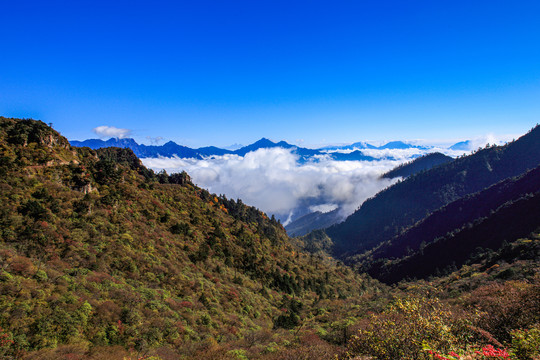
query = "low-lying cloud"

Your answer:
(142, 148), (400, 224)
(464, 134), (509, 151)
(93, 125), (132, 139)
(140, 134), (515, 225)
